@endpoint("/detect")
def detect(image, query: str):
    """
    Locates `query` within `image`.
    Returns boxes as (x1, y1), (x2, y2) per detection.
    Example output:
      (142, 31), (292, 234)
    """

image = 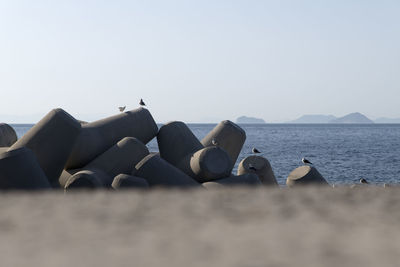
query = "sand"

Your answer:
(1, 186), (399, 267)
